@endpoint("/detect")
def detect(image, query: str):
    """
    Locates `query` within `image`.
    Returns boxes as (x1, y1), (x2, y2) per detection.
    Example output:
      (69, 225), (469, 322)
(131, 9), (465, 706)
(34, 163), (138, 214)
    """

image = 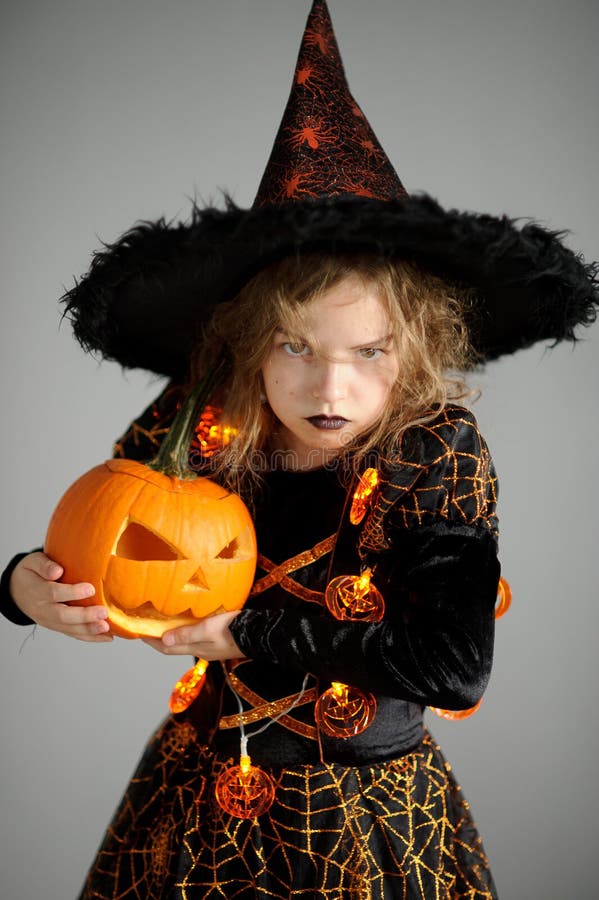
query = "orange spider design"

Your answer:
(358, 139), (385, 161)
(350, 186), (376, 198)
(286, 117), (338, 150)
(304, 27), (330, 55)
(338, 174), (377, 198)
(295, 62), (327, 98)
(278, 169), (319, 201)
